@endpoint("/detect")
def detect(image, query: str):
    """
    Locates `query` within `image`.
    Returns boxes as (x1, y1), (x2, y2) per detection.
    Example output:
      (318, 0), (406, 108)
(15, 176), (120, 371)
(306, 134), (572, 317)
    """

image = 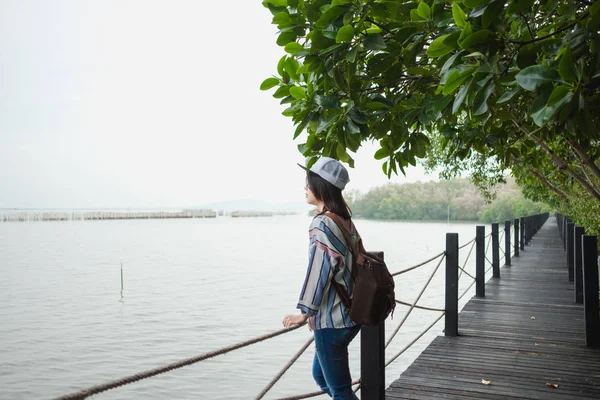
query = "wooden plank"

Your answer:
(386, 216), (600, 399)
